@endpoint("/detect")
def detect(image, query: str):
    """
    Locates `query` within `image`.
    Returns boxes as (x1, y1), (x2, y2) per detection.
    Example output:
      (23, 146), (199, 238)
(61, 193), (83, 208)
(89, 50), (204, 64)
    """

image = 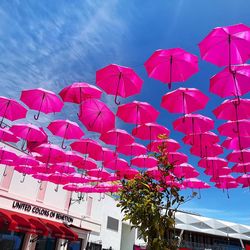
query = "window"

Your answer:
(67, 239), (82, 250)
(0, 231), (24, 250)
(35, 236), (56, 250)
(107, 216), (119, 232)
